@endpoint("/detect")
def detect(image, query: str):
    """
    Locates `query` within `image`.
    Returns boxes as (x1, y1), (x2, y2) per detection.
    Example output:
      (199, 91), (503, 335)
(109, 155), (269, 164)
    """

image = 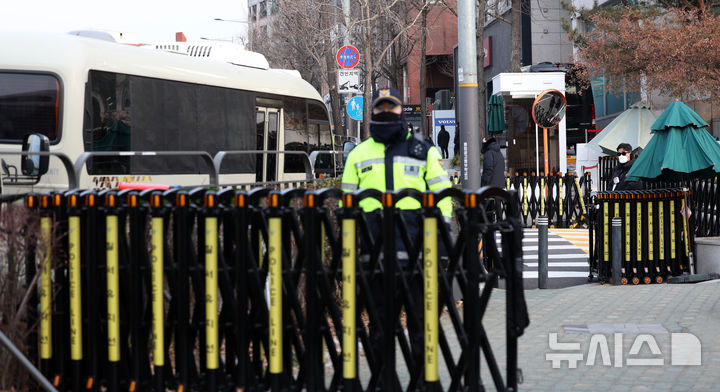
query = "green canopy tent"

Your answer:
(586, 102), (657, 155)
(626, 101), (720, 182)
(487, 94), (505, 134)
